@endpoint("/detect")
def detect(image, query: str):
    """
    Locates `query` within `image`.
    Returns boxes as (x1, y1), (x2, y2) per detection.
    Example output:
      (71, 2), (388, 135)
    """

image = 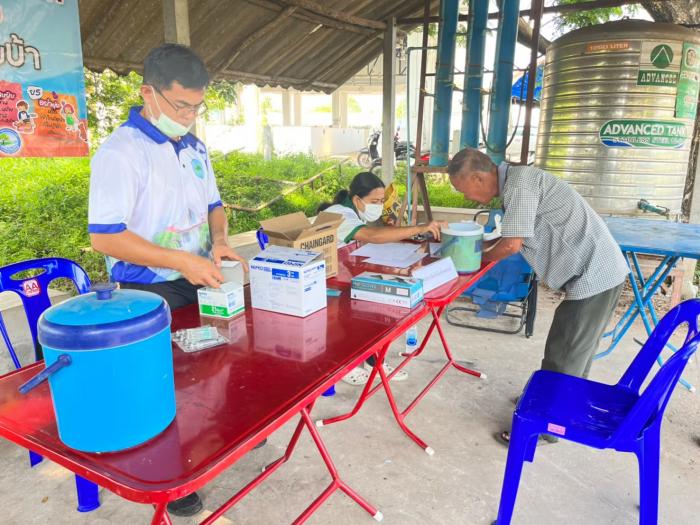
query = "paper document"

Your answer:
(364, 251), (428, 269)
(412, 257), (458, 293)
(350, 242), (421, 258)
(429, 242), (442, 256)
